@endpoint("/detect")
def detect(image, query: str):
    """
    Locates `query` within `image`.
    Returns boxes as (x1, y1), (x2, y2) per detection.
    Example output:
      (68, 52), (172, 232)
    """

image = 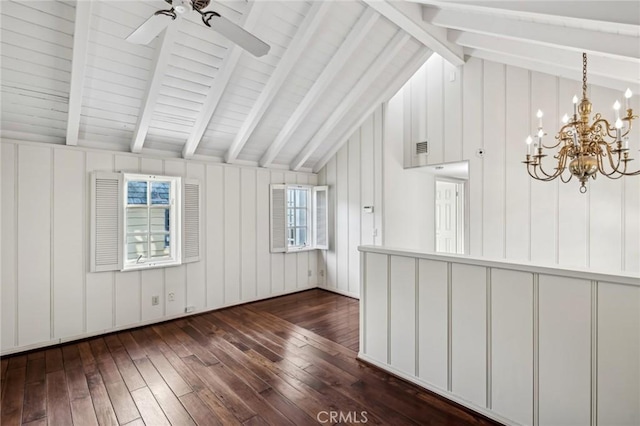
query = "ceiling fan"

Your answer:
(127, 0), (270, 57)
